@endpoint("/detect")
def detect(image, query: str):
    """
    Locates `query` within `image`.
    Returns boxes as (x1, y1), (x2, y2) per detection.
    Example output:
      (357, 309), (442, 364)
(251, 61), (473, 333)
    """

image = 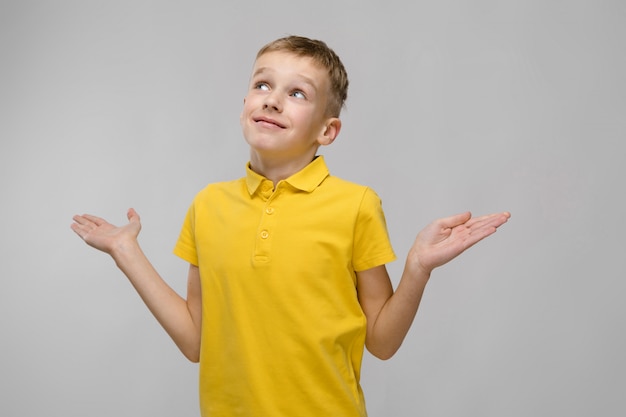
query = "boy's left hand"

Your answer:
(408, 211), (510, 276)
